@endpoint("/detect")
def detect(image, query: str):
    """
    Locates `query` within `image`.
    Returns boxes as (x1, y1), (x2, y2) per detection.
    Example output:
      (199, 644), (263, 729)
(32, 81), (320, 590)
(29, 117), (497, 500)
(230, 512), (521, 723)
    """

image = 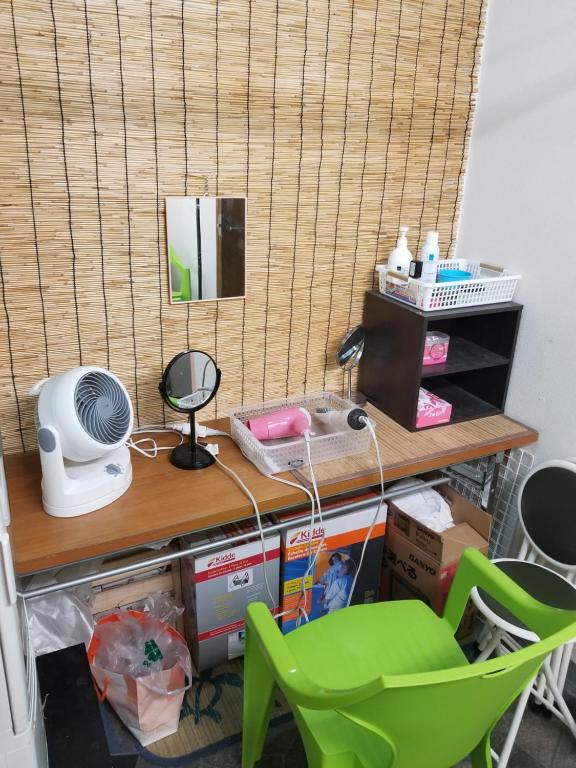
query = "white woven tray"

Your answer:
(229, 392), (370, 475)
